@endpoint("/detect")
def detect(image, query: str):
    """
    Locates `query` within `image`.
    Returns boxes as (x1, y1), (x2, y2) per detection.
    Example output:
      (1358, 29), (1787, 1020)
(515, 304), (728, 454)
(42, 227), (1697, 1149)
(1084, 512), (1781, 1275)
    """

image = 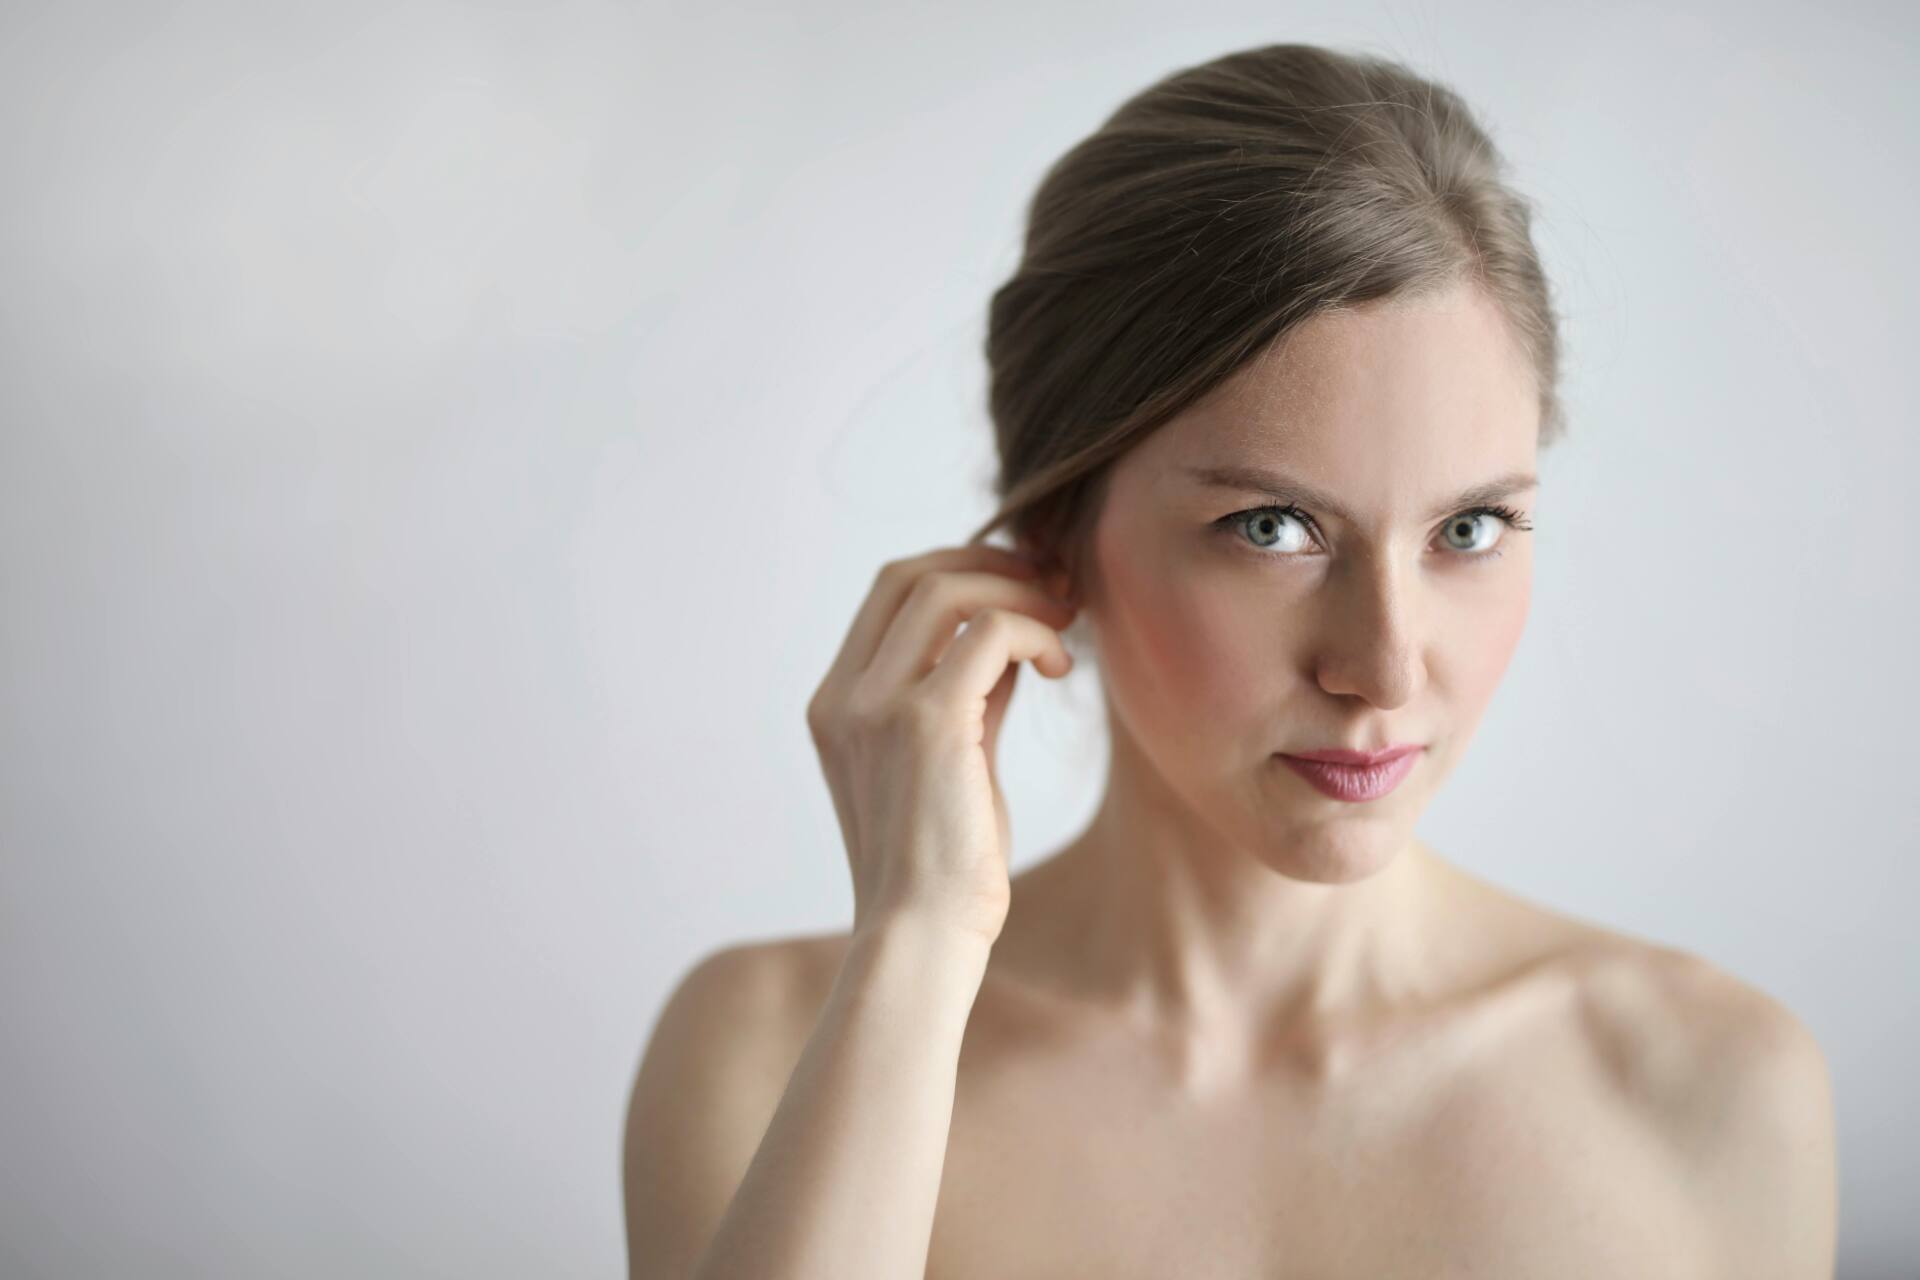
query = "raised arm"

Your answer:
(623, 923), (991, 1280)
